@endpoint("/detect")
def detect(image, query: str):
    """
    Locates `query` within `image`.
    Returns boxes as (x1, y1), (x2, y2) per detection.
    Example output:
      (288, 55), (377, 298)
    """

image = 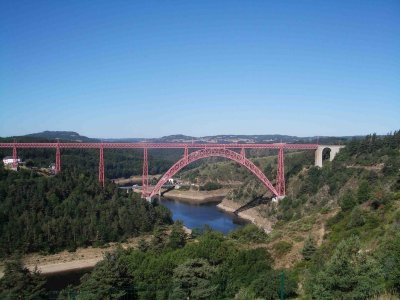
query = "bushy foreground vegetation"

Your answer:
(1, 225), (299, 299)
(0, 167), (172, 256)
